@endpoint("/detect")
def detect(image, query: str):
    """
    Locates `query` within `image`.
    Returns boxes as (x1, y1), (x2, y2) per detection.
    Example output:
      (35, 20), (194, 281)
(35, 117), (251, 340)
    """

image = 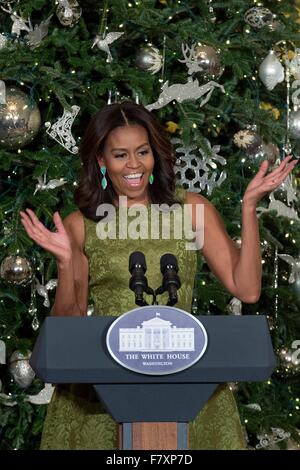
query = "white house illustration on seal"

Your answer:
(119, 313), (195, 352)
